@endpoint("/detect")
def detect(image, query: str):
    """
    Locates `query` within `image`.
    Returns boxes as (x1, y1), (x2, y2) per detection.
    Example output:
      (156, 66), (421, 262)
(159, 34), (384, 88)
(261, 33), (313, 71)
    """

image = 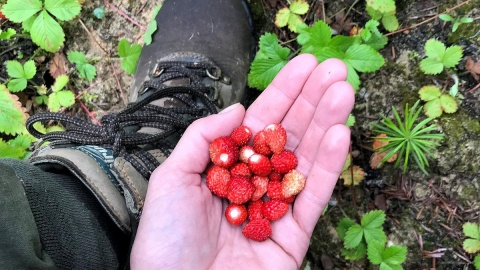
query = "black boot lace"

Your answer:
(26, 61), (226, 180)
